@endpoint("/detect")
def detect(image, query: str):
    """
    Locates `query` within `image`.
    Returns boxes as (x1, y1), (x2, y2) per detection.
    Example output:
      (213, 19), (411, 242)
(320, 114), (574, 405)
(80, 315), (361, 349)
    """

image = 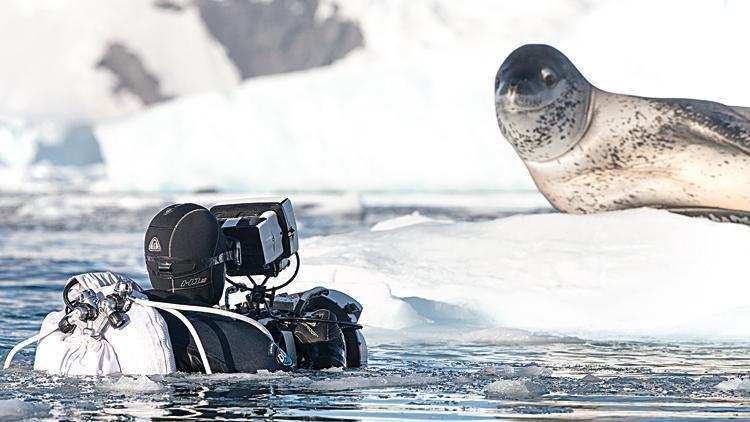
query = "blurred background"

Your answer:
(2, 0), (748, 195)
